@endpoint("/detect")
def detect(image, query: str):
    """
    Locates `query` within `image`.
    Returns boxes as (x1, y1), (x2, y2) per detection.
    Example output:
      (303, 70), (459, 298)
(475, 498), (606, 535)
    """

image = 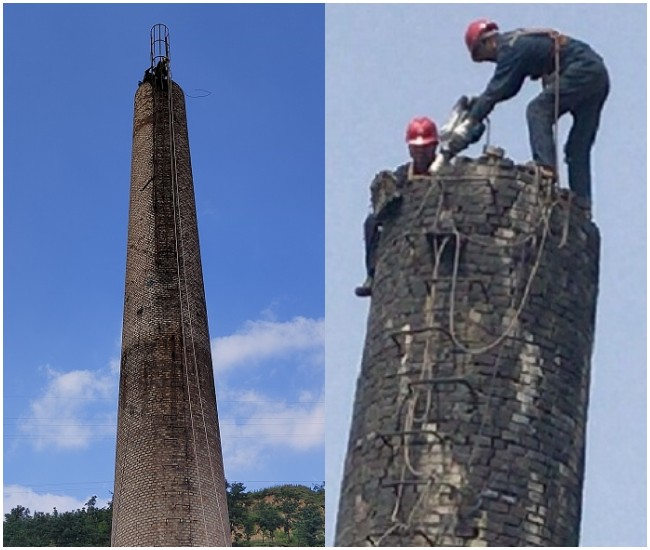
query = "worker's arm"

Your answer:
(469, 46), (529, 122)
(393, 163), (410, 188)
